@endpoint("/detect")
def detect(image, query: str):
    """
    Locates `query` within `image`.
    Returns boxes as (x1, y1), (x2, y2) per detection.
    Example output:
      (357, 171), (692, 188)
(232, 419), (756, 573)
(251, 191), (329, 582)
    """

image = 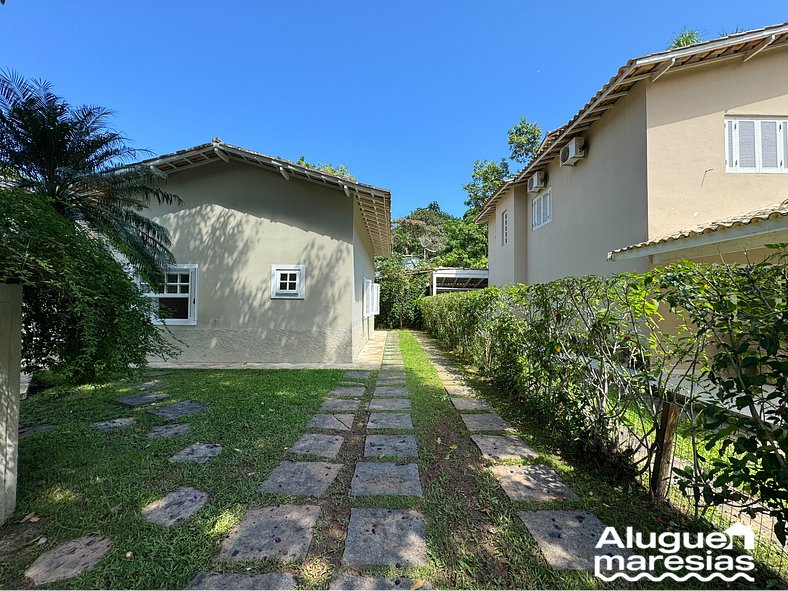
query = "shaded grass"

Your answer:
(2, 369), (340, 589)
